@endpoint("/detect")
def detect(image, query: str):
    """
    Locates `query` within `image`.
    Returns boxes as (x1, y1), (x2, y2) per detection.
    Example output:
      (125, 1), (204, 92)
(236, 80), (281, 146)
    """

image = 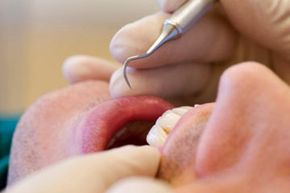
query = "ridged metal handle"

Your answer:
(166, 0), (216, 34)
(122, 0), (217, 88)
